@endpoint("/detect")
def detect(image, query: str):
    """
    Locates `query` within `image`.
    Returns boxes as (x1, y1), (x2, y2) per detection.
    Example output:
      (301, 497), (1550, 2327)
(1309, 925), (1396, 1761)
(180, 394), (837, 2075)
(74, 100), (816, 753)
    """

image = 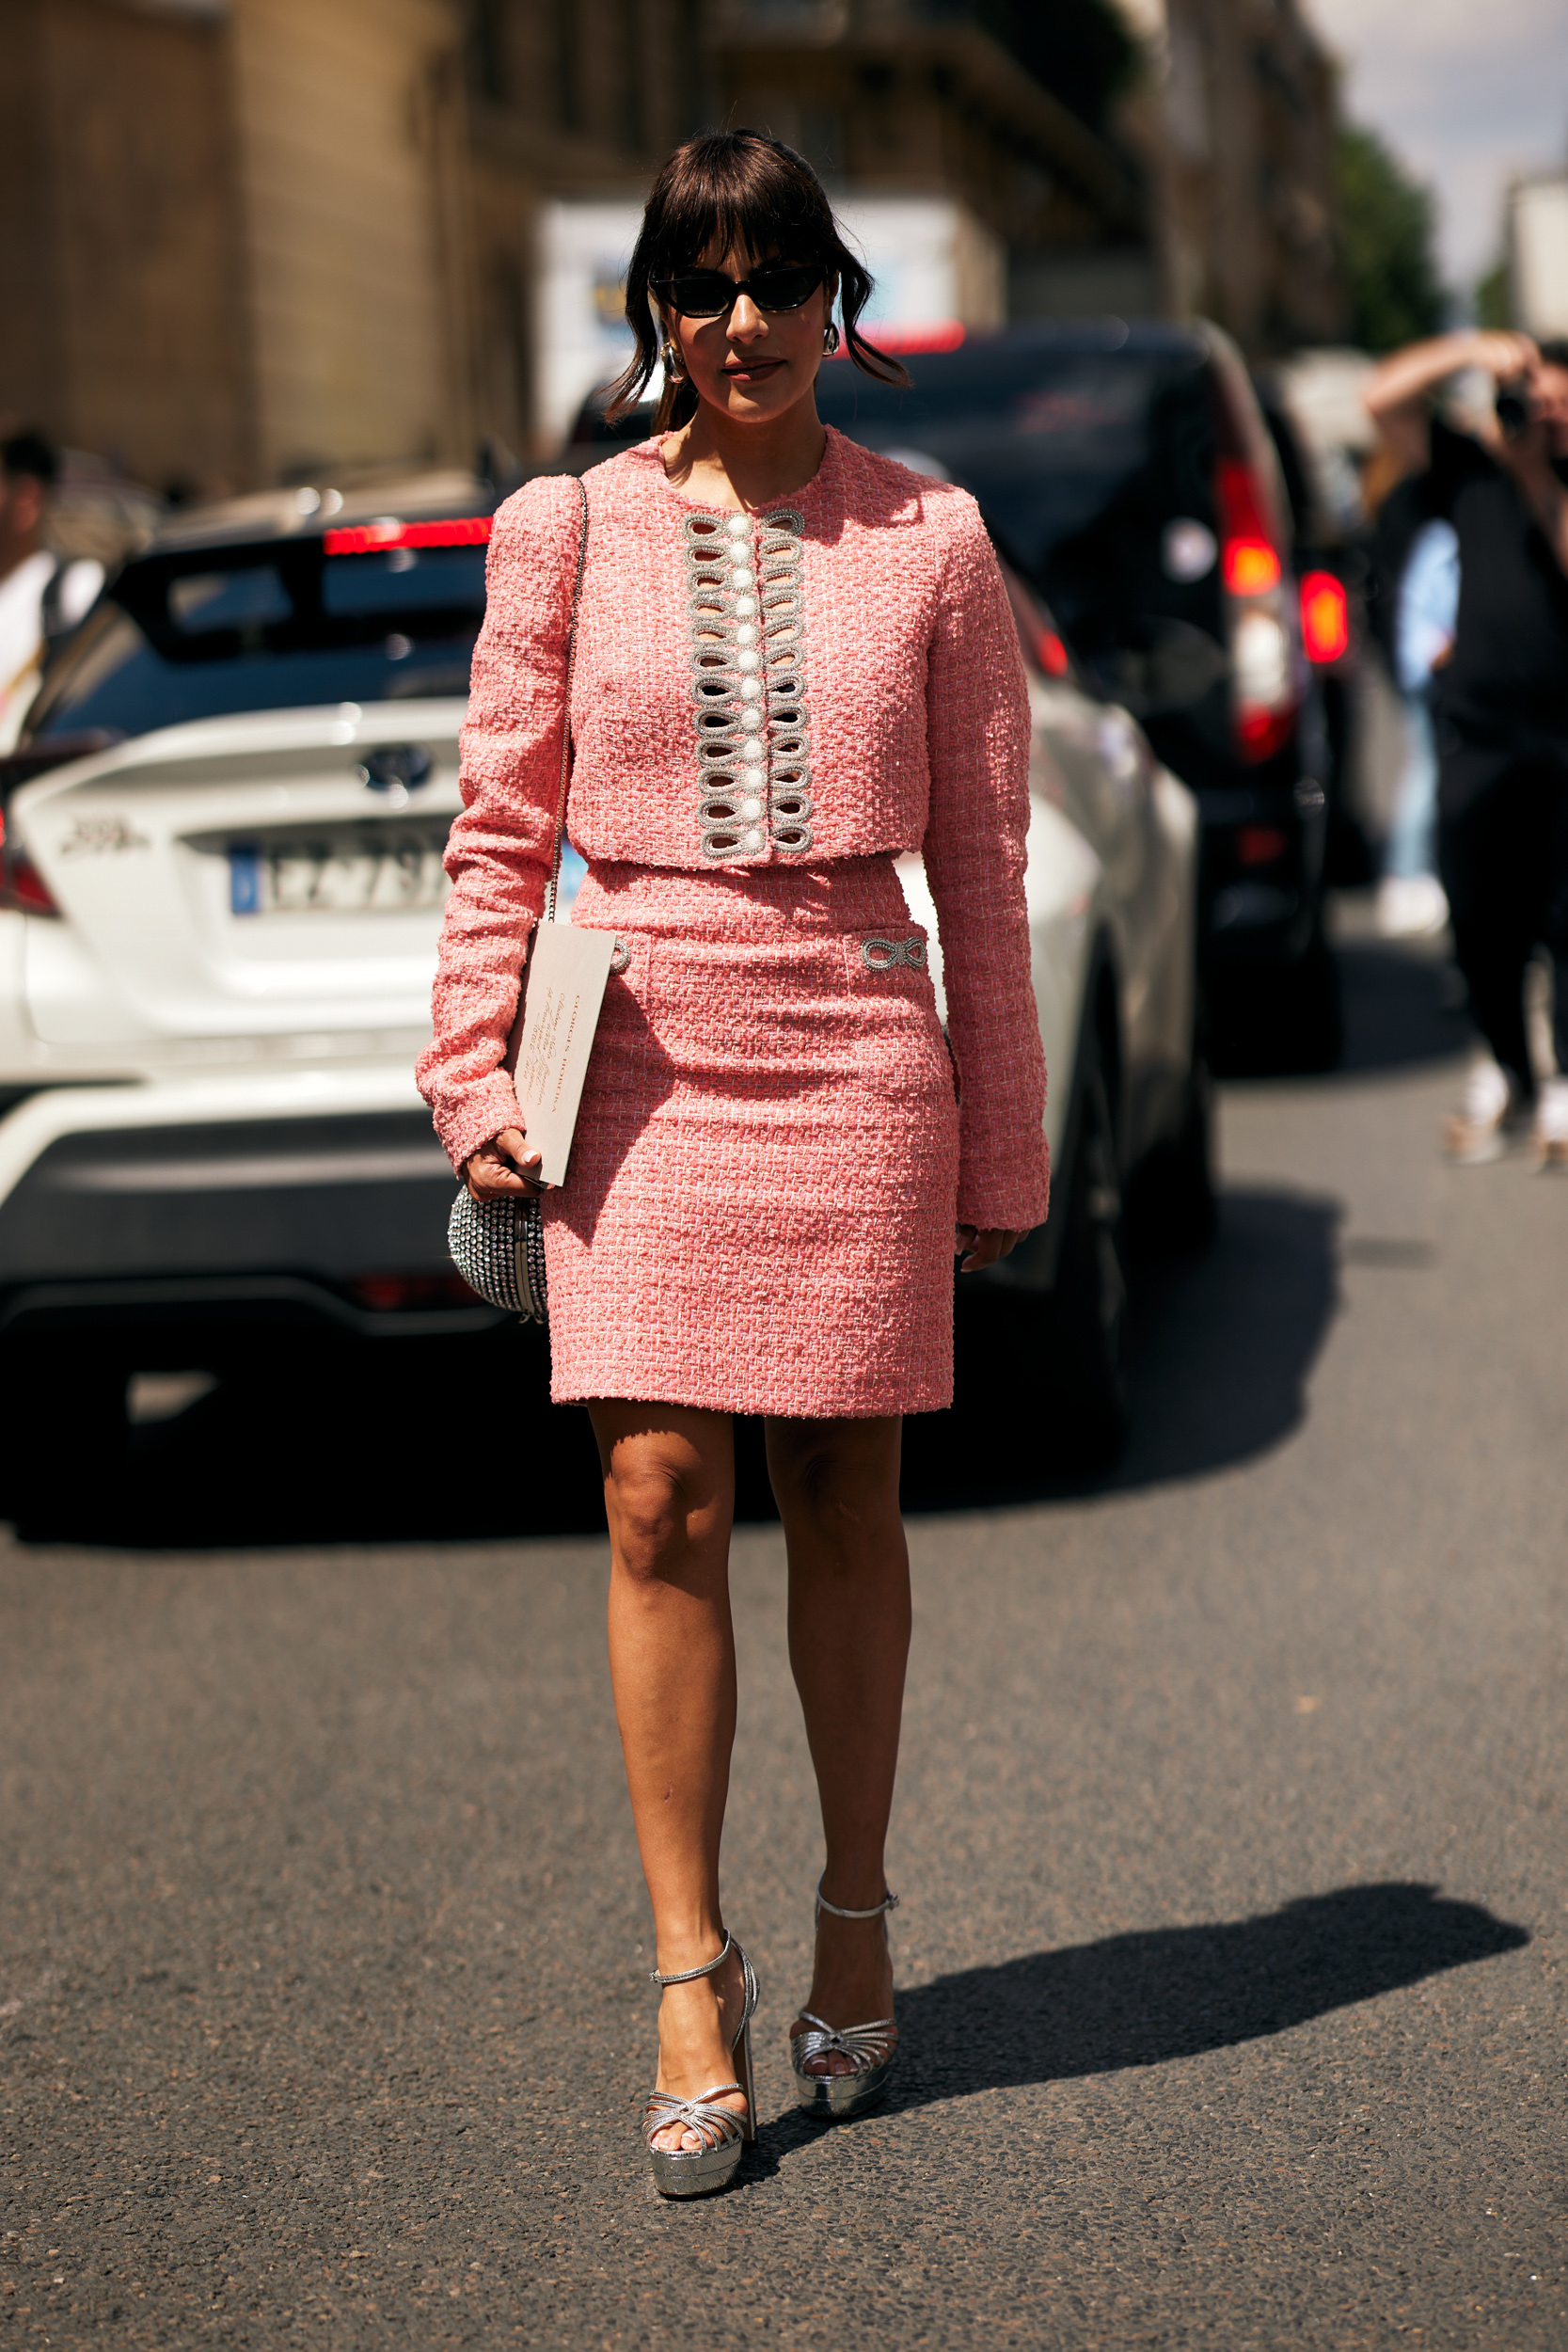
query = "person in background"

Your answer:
(1365, 332), (1568, 1167)
(0, 429), (104, 752)
(1371, 499), (1456, 940)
